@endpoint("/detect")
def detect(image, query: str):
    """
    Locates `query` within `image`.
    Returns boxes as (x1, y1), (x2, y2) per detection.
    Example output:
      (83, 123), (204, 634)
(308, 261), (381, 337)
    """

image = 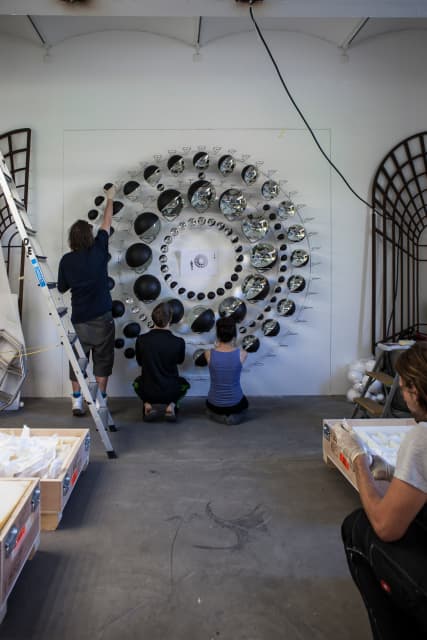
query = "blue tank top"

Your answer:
(207, 349), (243, 407)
